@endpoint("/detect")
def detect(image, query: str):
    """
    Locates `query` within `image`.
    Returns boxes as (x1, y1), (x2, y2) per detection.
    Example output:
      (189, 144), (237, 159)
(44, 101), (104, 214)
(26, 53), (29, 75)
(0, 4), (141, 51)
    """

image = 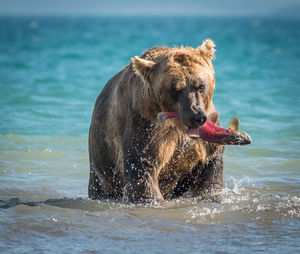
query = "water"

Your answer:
(0, 16), (300, 253)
